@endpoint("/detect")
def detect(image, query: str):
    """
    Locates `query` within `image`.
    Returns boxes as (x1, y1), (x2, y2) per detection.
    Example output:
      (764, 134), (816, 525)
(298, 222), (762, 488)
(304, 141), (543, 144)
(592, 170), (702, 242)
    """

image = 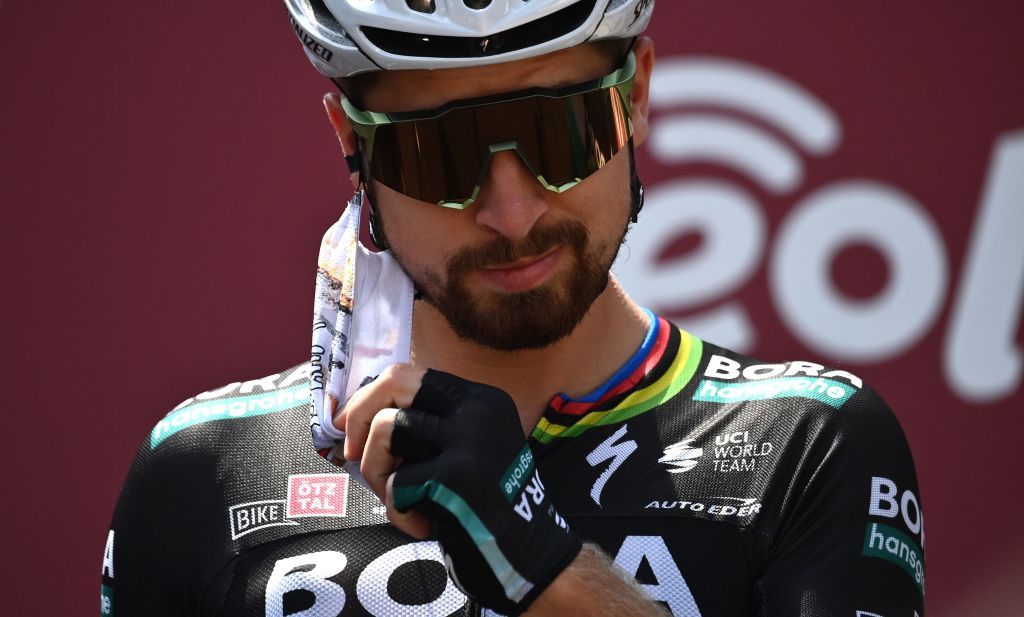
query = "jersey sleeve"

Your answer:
(755, 385), (926, 616)
(100, 431), (229, 616)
